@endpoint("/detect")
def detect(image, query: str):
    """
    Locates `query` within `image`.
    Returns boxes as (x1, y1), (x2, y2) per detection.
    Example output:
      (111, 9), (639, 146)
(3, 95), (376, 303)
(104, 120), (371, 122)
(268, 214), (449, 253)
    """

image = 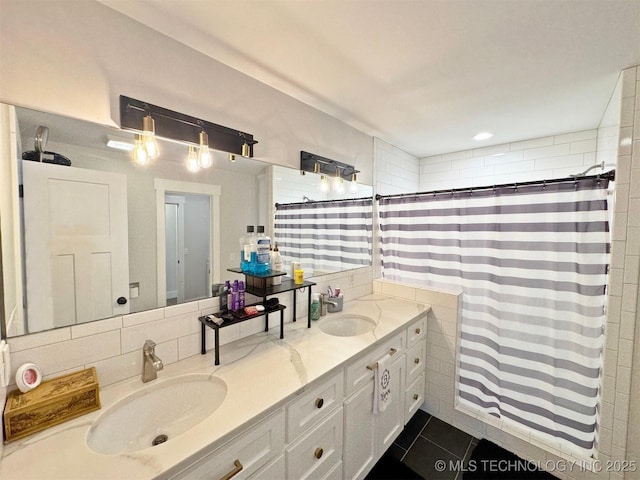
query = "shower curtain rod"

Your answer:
(375, 170), (615, 201)
(275, 196), (373, 208)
